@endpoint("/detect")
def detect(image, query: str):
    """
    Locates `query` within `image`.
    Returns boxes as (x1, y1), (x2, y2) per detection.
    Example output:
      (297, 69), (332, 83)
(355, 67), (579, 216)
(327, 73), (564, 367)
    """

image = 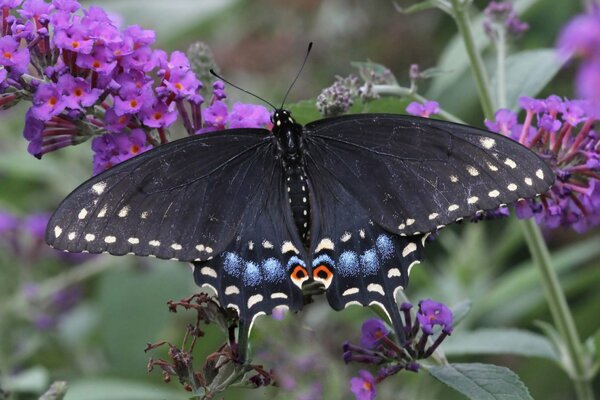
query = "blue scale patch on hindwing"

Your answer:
(223, 252), (243, 276)
(262, 257), (286, 283)
(312, 254), (335, 268)
(359, 248), (380, 275)
(375, 234), (394, 260)
(338, 250), (360, 277)
(243, 261), (261, 286)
